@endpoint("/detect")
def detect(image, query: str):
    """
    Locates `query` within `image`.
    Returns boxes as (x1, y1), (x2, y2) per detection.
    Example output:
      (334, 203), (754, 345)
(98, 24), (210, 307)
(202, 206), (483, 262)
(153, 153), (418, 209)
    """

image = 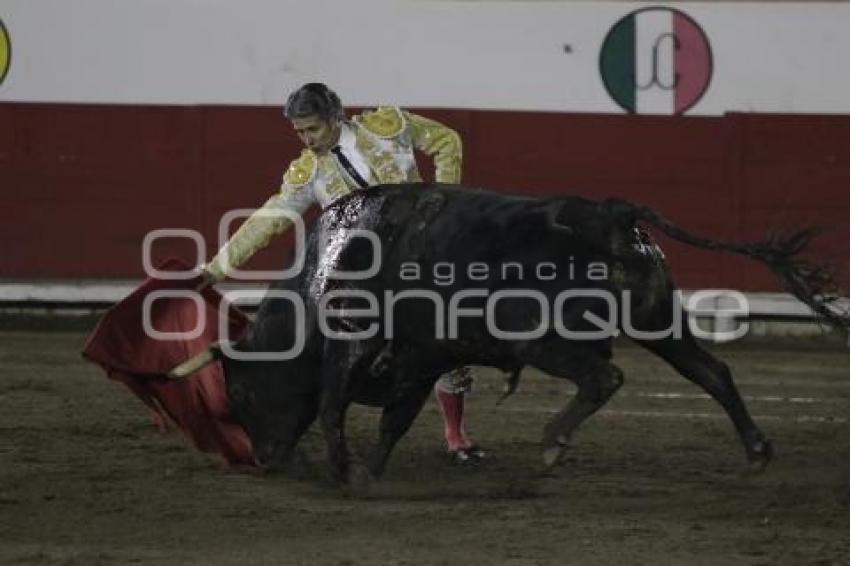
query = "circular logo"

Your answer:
(599, 7), (712, 115)
(0, 18), (10, 87)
